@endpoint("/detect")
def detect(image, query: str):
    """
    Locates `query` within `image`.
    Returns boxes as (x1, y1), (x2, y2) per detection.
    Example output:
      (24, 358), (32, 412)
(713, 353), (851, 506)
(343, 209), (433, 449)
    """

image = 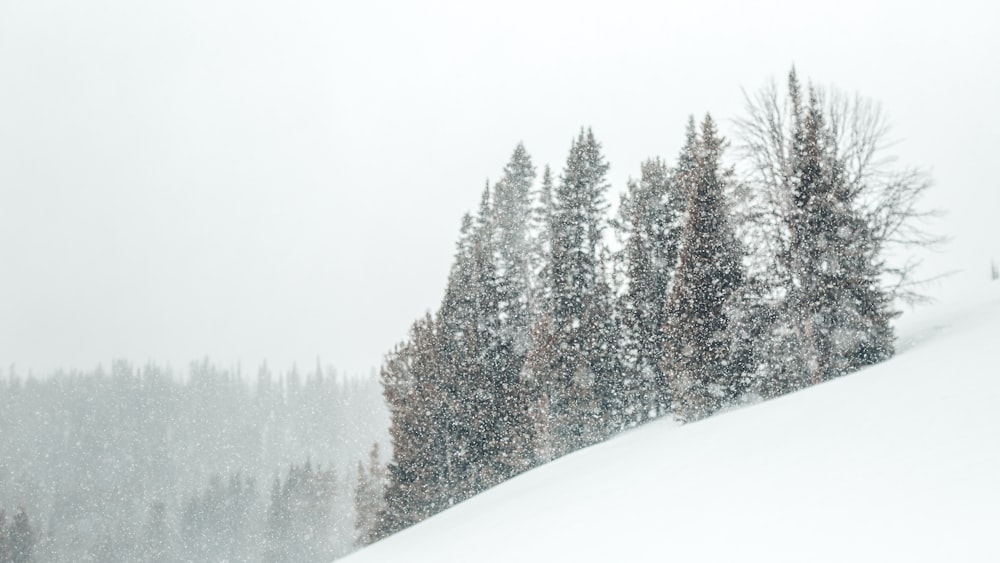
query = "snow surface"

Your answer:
(346, 280), (1000, 562)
